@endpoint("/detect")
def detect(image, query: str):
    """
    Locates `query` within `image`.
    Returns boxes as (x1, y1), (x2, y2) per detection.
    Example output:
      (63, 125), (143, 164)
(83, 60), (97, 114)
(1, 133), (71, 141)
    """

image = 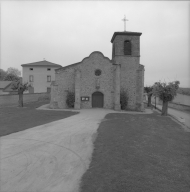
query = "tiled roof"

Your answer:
(21, 60), (62, 68)
(111, 31), (142, 43)
(3, 82), (17, 92)
(0, 81), (12, 89)
(55, 62), (81, 72)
